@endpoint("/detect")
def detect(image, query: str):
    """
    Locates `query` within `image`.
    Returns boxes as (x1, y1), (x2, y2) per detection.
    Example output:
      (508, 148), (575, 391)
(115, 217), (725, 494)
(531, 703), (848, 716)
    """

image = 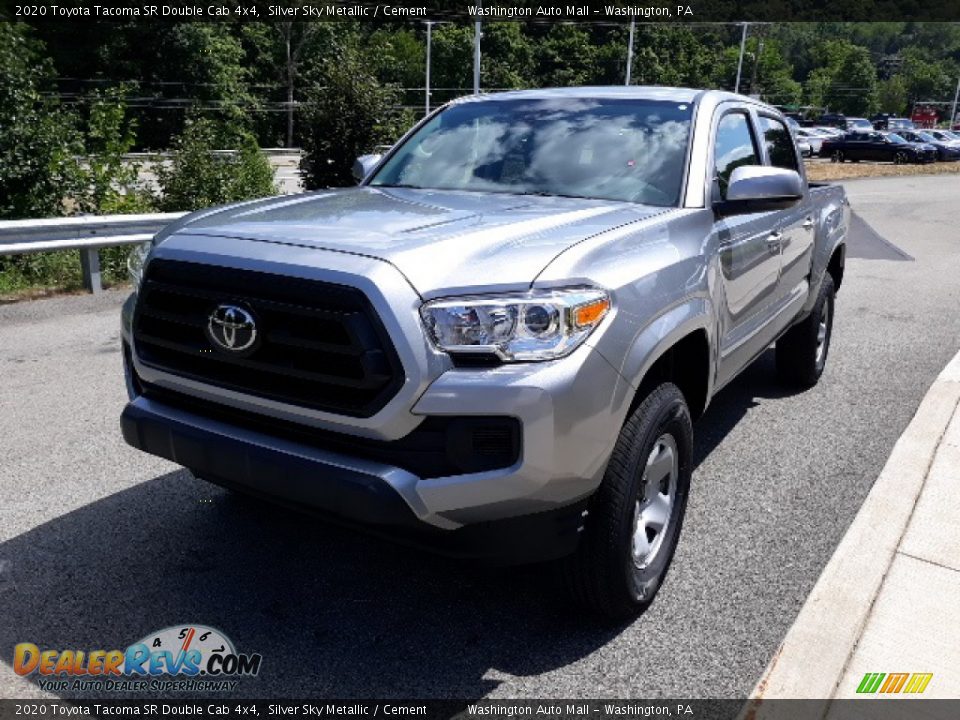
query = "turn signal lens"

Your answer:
(573, 297), (611, 329)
